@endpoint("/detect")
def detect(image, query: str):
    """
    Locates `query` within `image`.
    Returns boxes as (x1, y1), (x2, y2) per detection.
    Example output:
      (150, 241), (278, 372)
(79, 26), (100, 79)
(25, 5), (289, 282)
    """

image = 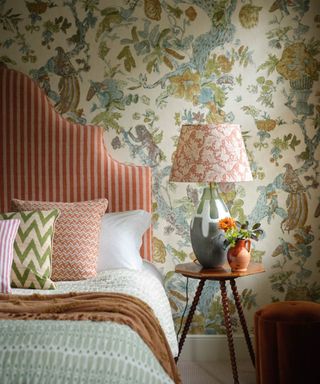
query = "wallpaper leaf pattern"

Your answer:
(1, 0), (319, 334)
